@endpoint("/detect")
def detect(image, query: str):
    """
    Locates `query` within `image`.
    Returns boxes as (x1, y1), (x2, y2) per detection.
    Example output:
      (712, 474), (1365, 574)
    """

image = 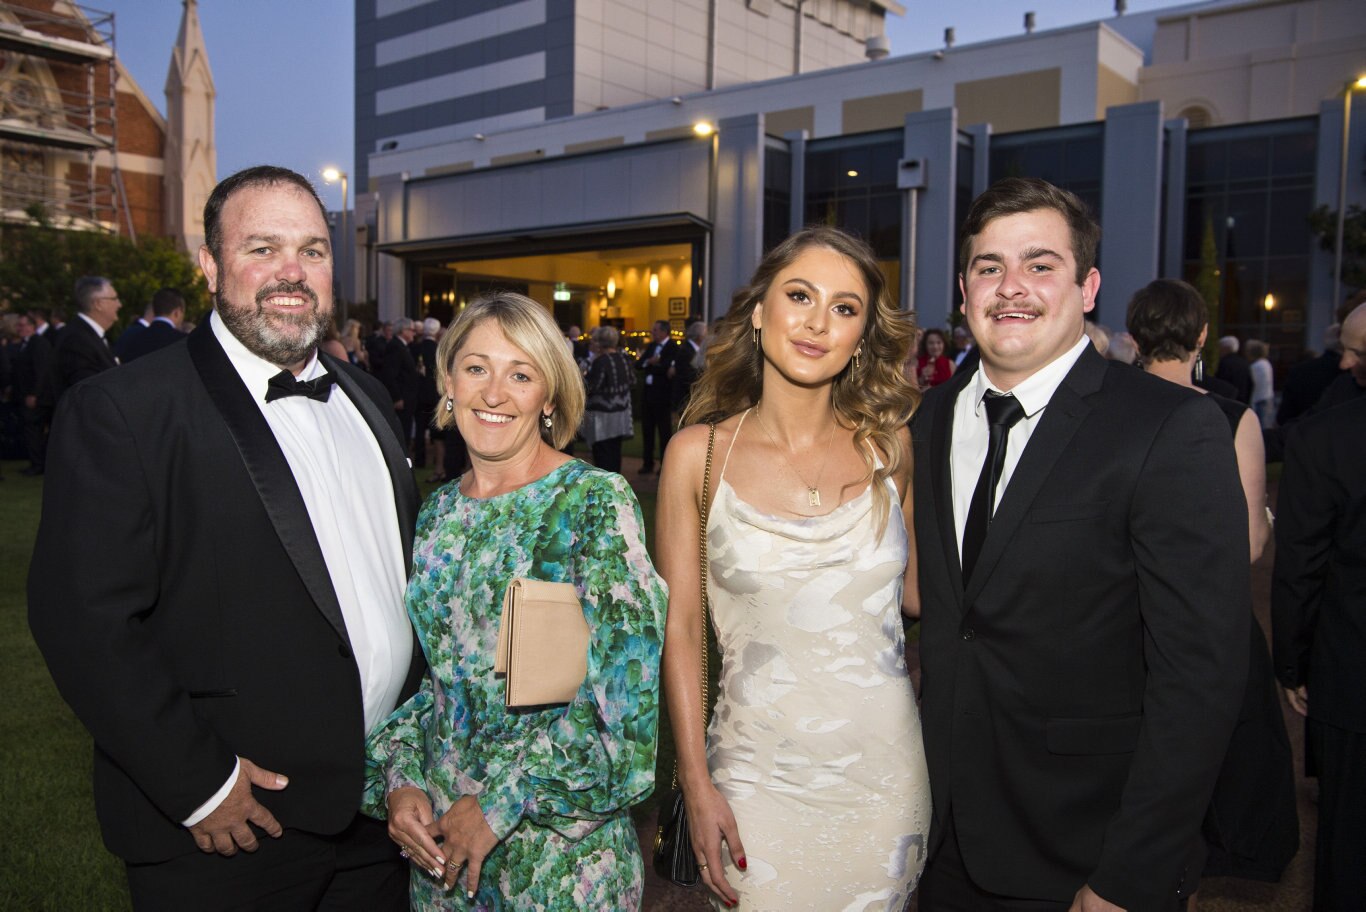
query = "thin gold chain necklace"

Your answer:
(752, 406), (838, 508)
